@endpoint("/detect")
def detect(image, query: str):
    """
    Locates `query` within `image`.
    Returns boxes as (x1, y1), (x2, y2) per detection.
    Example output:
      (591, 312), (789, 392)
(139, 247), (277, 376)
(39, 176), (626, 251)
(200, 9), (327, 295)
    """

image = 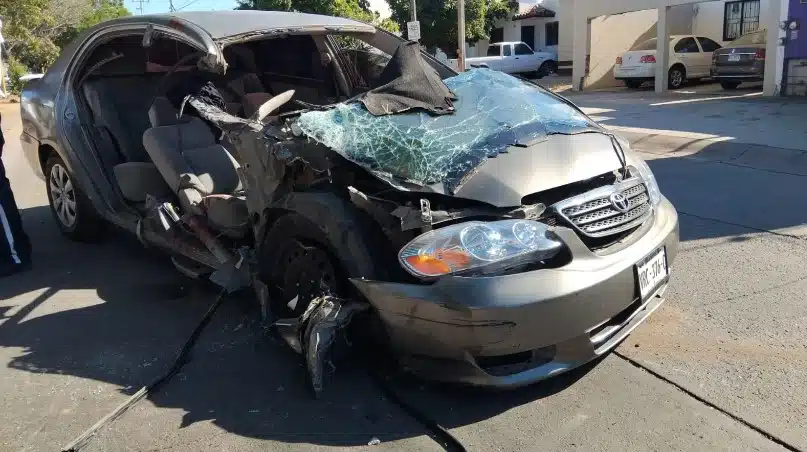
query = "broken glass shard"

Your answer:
(296, 68), (598, 192)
